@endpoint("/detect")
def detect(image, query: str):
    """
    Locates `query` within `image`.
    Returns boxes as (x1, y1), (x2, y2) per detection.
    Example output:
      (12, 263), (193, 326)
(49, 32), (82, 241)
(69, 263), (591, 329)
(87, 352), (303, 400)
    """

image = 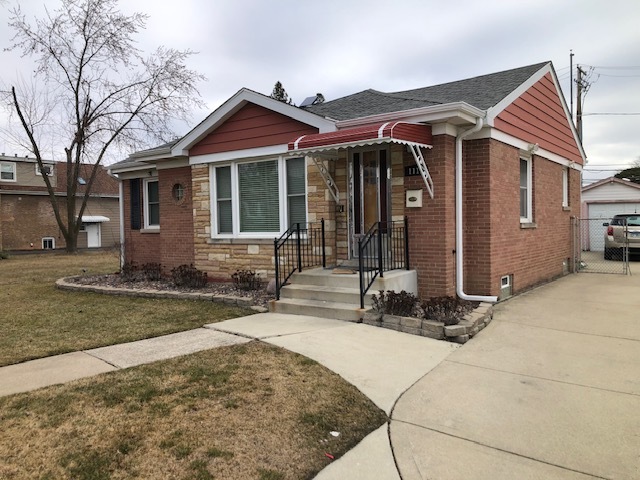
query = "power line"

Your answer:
(583, 112), (640, 116)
